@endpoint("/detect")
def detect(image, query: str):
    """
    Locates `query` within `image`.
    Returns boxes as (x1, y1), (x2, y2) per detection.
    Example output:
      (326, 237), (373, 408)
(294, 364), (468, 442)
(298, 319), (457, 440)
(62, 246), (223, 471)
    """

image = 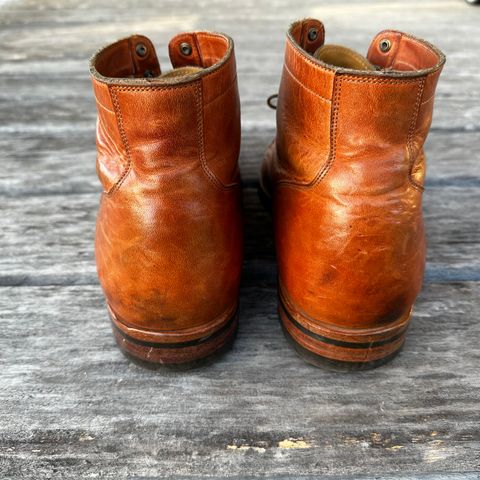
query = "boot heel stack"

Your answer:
(279, 293), (410, 371)
(109, 305), (238, 369)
